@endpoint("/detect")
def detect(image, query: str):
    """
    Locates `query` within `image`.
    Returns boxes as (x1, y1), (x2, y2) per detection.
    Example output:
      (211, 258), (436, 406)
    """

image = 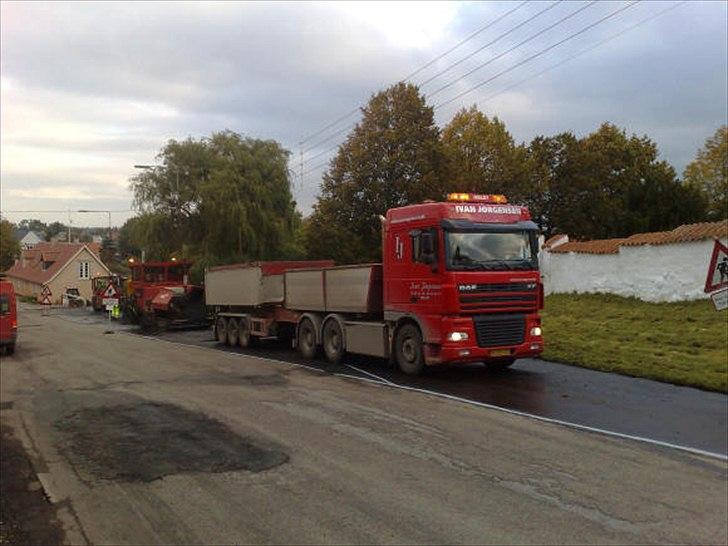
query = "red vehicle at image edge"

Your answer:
(208, 194), (544, 375)
(0, 276), (18, 355)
